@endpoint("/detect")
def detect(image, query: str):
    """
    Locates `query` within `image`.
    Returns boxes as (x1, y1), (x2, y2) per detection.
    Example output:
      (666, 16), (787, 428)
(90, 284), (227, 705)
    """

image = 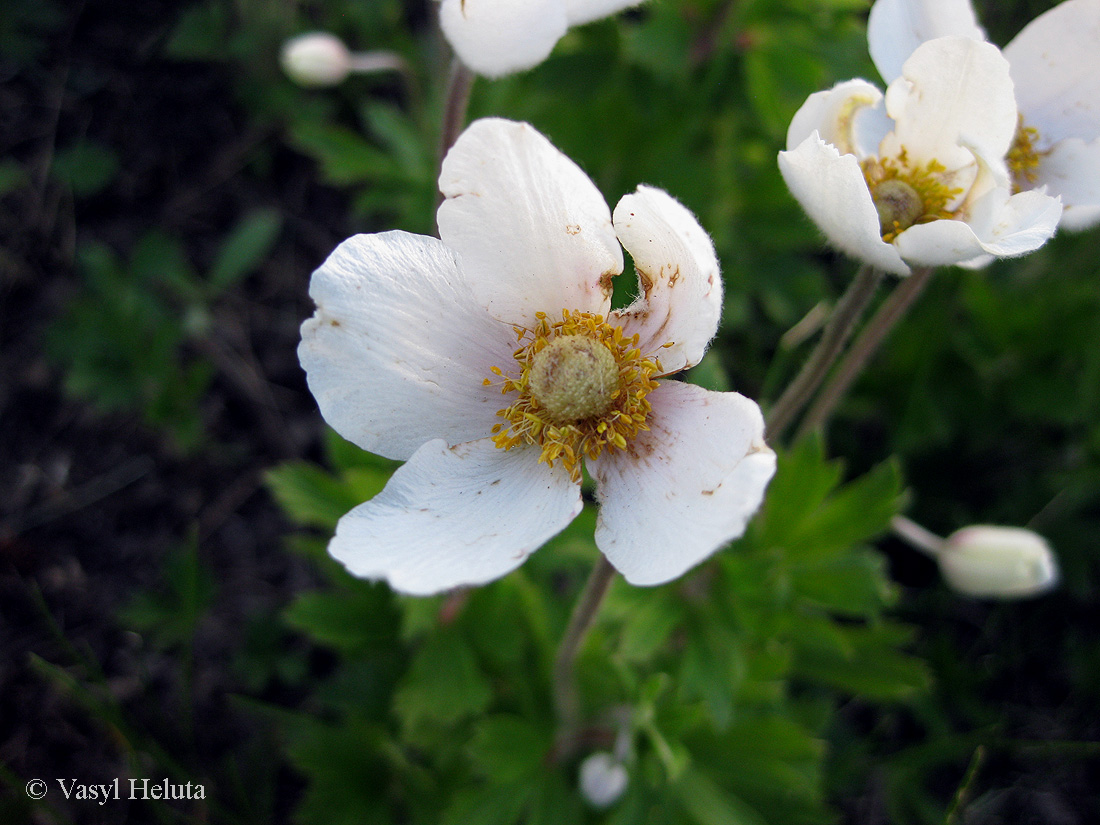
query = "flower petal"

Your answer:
(894, 188), (1061, 265)
(778, 134), (910, 275)
(882, 37), (1017, 168)
(330, 438), (582, 595)
(608, 186), (722, 373)
(1039, 137), (1100, 230)
(299, 231), (516, 461)
(867, 0), (985, 84)
(438, 118), (622, 327)
(564, 0), (646, 26)
(439, 0), (568, 78)
(1005, 0), (1100, 146)
(590, 382), (775, 586)
(785, 79), (885, 157)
